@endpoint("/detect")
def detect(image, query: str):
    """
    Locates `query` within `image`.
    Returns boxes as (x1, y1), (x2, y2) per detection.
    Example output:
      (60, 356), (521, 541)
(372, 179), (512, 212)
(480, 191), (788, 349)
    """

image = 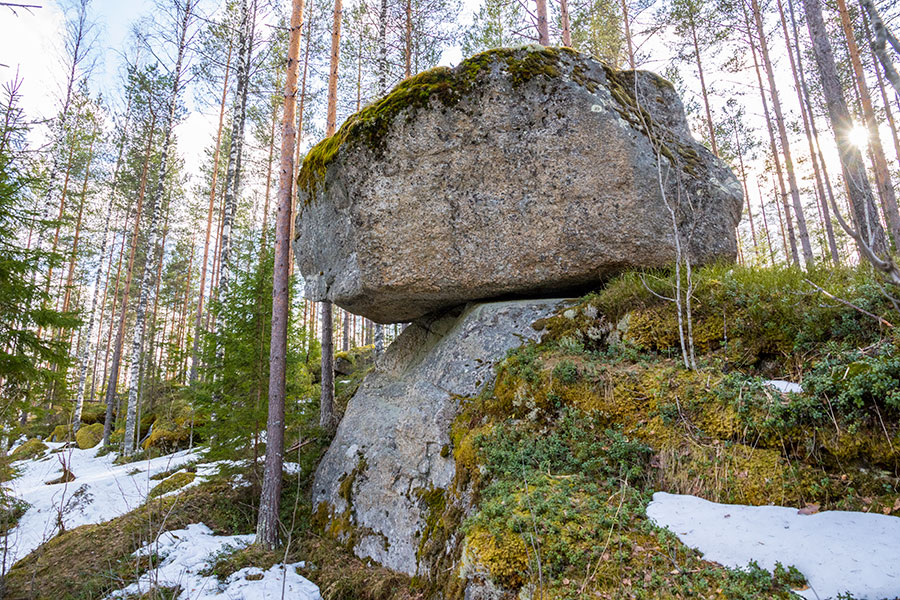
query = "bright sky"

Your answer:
(1, 0), (880, 266)
(0, 0), (479, 184)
